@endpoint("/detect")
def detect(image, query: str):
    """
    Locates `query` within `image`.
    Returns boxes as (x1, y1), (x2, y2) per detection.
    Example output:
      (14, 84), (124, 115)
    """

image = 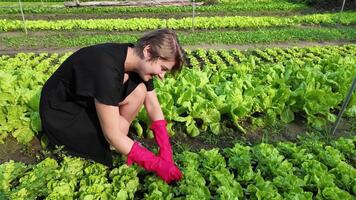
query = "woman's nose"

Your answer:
(158, 72), (165, 79)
